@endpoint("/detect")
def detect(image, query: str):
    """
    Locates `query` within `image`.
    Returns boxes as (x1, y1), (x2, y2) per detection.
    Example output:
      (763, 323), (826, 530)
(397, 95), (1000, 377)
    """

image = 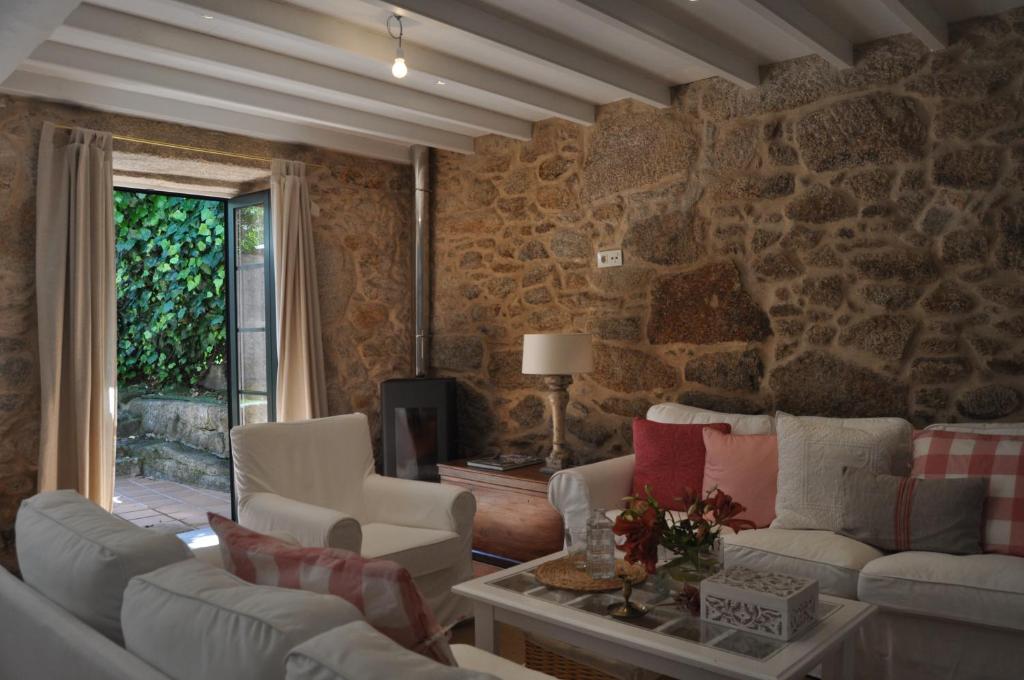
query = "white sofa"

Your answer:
(0, 490), (550, 680)
(548, 403), (1024, 680)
